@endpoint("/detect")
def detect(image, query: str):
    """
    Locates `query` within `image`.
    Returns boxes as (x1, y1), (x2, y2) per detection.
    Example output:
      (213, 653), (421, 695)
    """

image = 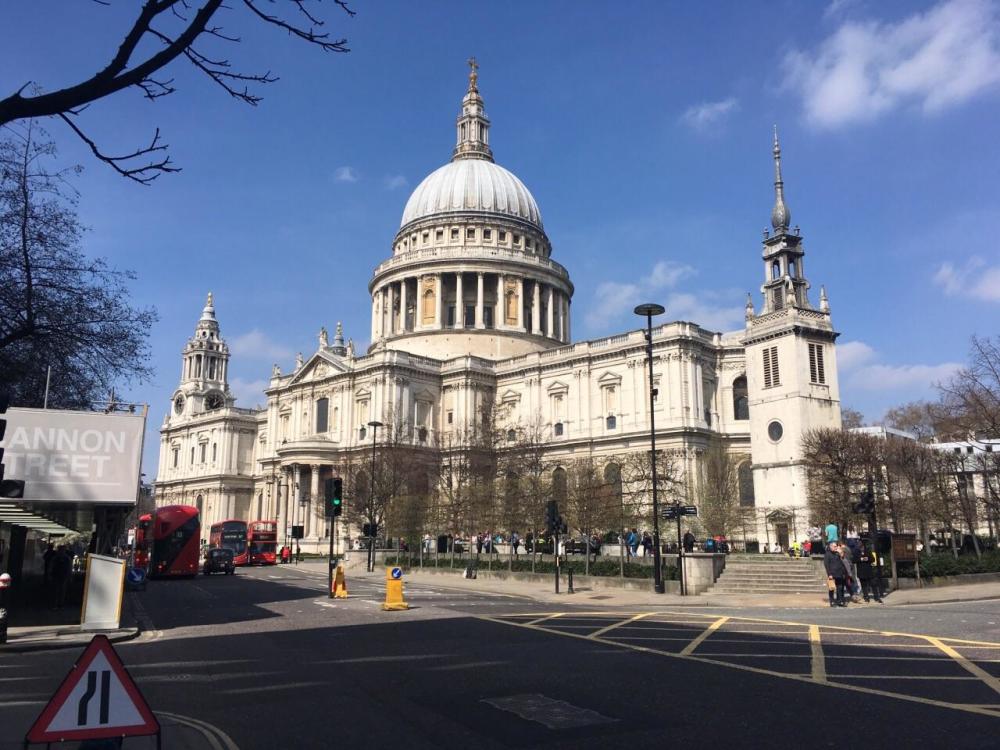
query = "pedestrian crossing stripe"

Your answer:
(25, 634), (159, 743)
